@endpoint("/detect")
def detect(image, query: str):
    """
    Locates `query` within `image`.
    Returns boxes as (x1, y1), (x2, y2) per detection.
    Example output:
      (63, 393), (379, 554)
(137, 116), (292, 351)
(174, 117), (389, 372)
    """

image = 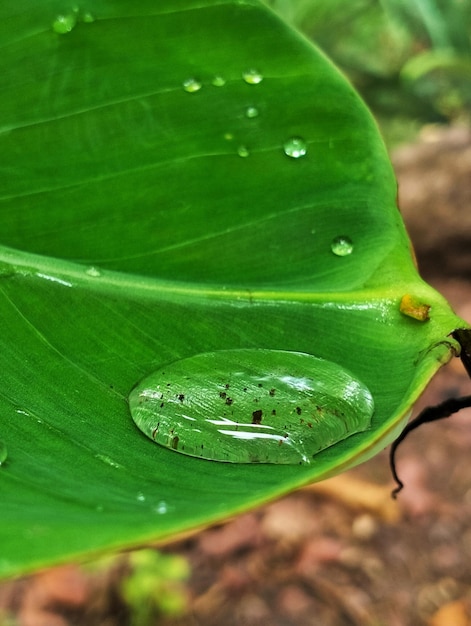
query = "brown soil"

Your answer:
(1, 125), (471, 626)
